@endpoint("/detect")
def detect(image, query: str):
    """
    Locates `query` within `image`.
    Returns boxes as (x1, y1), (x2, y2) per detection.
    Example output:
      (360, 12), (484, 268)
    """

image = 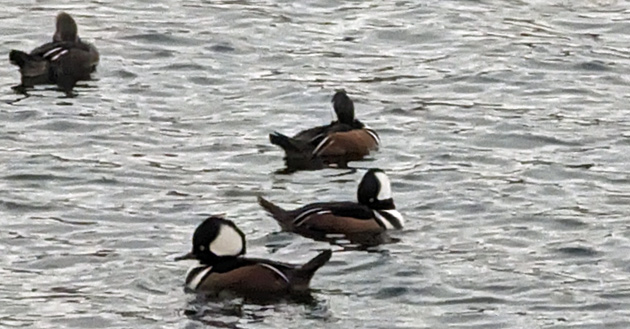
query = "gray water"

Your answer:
(2, 0), (630, 328)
